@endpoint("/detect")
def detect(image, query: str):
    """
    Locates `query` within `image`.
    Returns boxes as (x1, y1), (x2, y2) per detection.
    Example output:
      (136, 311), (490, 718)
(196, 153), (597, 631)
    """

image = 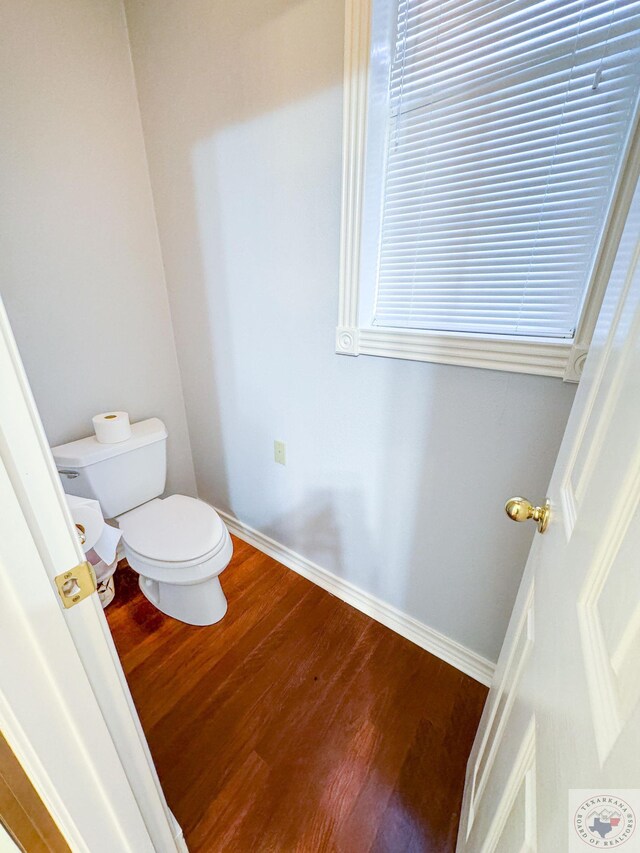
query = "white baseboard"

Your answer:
(217, 510), (495, 687)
